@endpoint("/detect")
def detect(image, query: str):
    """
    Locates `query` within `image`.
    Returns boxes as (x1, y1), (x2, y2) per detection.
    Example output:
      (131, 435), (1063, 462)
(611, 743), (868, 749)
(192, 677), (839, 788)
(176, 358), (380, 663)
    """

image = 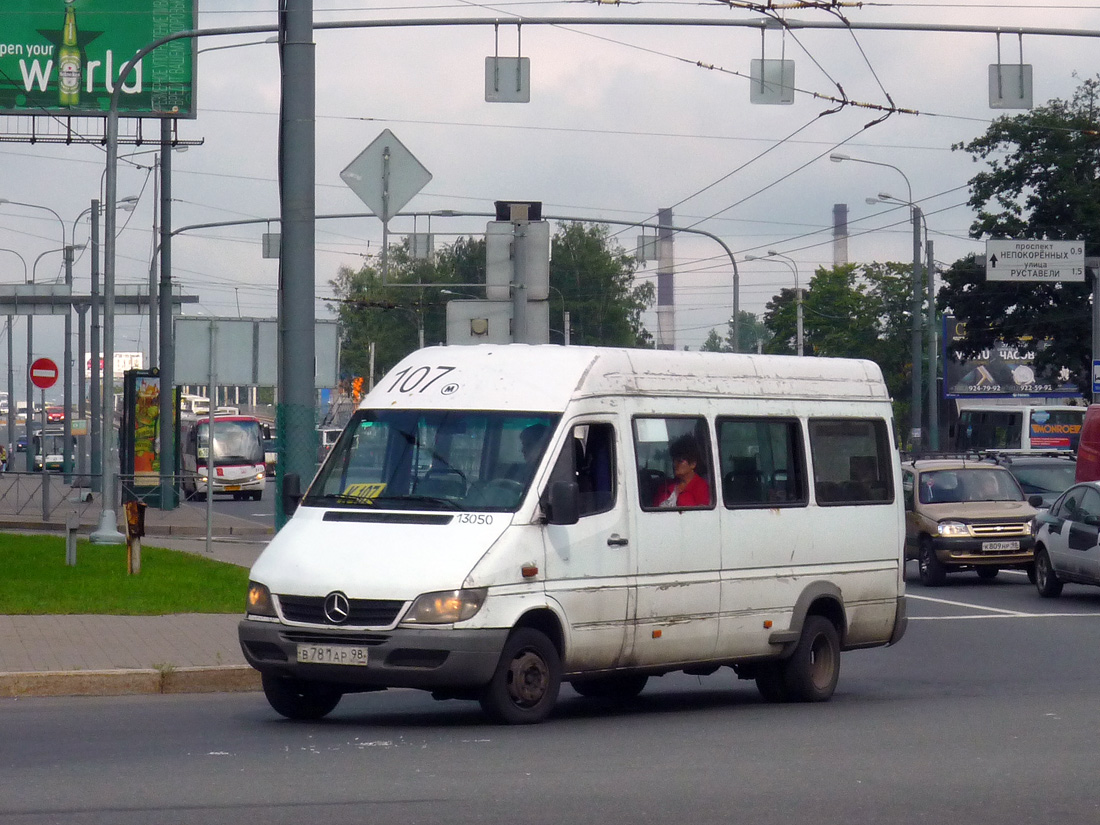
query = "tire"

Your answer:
(918, 539), (947, 587)
(571, 674), (648, 701)
(754, 663), (790, 703)
(975, 567), (1000, 580)
(253, 490), (263, 502)
(781, 615), (840, 703)
(479, 628), (562, 725)
(1034, 548), (1064, 598)
(261, 674), (342, 720)
(1026, 563), (1037, 585)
